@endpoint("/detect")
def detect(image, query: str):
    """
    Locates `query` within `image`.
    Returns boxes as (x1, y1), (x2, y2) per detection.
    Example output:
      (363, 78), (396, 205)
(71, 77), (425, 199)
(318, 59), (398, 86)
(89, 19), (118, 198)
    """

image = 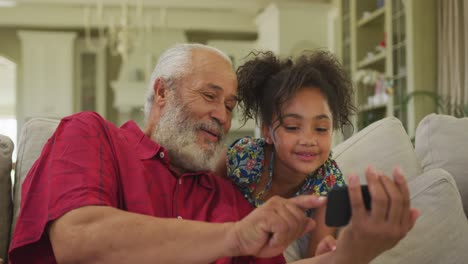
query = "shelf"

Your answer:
(392, 41), (406, 50)
(392, 72), (407, 80)
(358, 103), (387, 112)
(357, 51), (386, 69)
(393, 105), (402, 111)
(357, 7), (385, 27)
